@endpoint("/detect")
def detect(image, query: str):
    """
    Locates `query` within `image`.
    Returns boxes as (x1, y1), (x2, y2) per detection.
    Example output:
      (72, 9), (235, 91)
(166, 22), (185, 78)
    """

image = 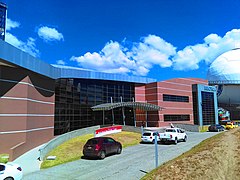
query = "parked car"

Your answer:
(225, 121), (238, 130)
(159, 128), (187, 144)
(141, 131), (160, 143)
(234, 120), (240, 126)
(0, 162), (23, 180)
(83, 137), (122, 159)
(208, 124), (225, 132)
